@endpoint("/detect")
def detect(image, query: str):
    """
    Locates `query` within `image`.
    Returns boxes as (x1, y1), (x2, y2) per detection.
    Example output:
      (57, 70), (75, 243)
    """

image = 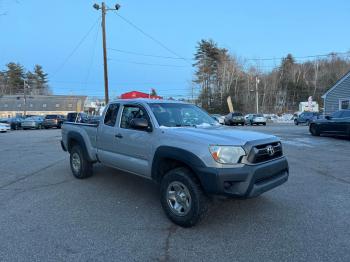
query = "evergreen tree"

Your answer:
(6, 62), (25, 94)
